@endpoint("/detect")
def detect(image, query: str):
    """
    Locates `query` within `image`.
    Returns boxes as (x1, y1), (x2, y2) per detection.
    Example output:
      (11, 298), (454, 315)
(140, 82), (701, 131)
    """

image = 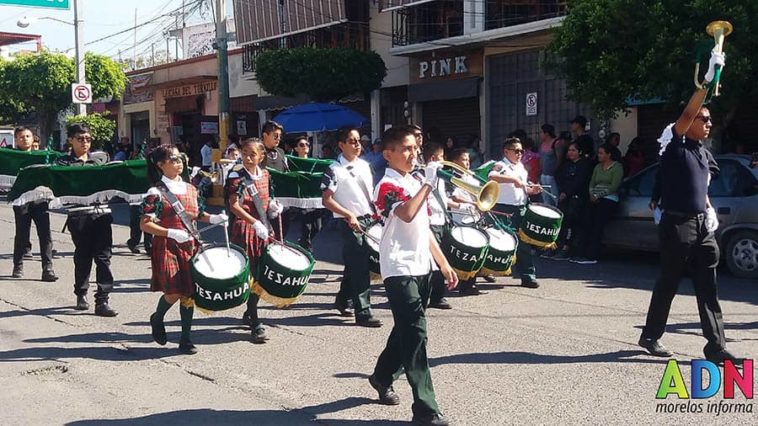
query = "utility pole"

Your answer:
(133, 9), (137, 70)
(73, 0), (86, 115)
(174, 13), (180, 61)
(166, 34), (171, 62)
(216, 0), (230, 154)
(151, 43), (155, 67)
